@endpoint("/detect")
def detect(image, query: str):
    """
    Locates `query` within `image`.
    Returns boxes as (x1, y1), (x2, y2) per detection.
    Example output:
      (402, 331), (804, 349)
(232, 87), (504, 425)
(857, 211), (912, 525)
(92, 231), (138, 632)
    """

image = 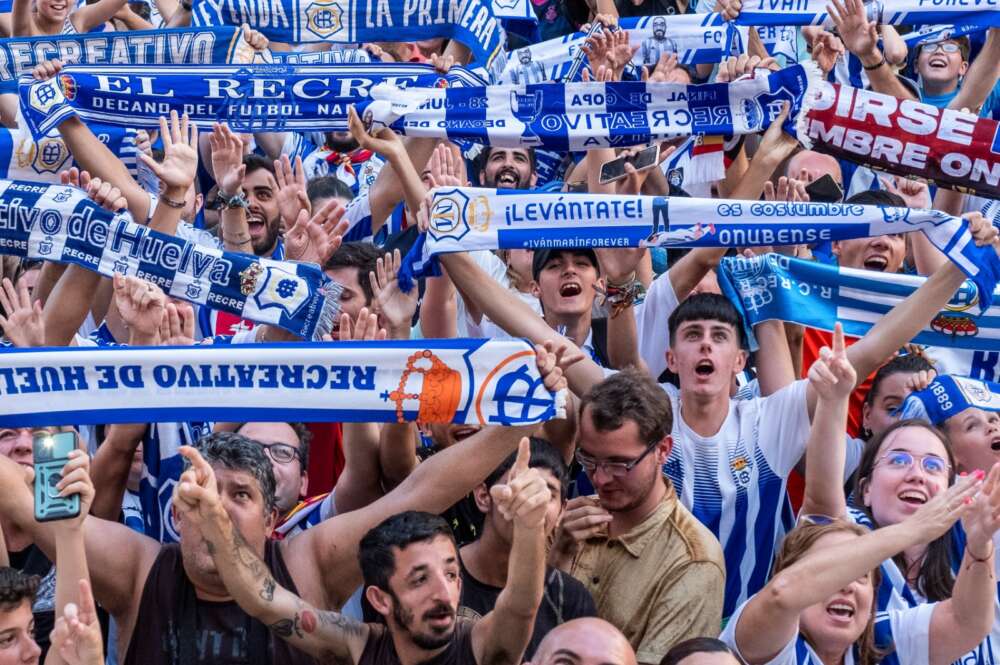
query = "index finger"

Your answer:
(832, 322), (845, 355)
(512, 436), (531, 476)
(178, 445), (213, 482)
(76, 579), (97, 621)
